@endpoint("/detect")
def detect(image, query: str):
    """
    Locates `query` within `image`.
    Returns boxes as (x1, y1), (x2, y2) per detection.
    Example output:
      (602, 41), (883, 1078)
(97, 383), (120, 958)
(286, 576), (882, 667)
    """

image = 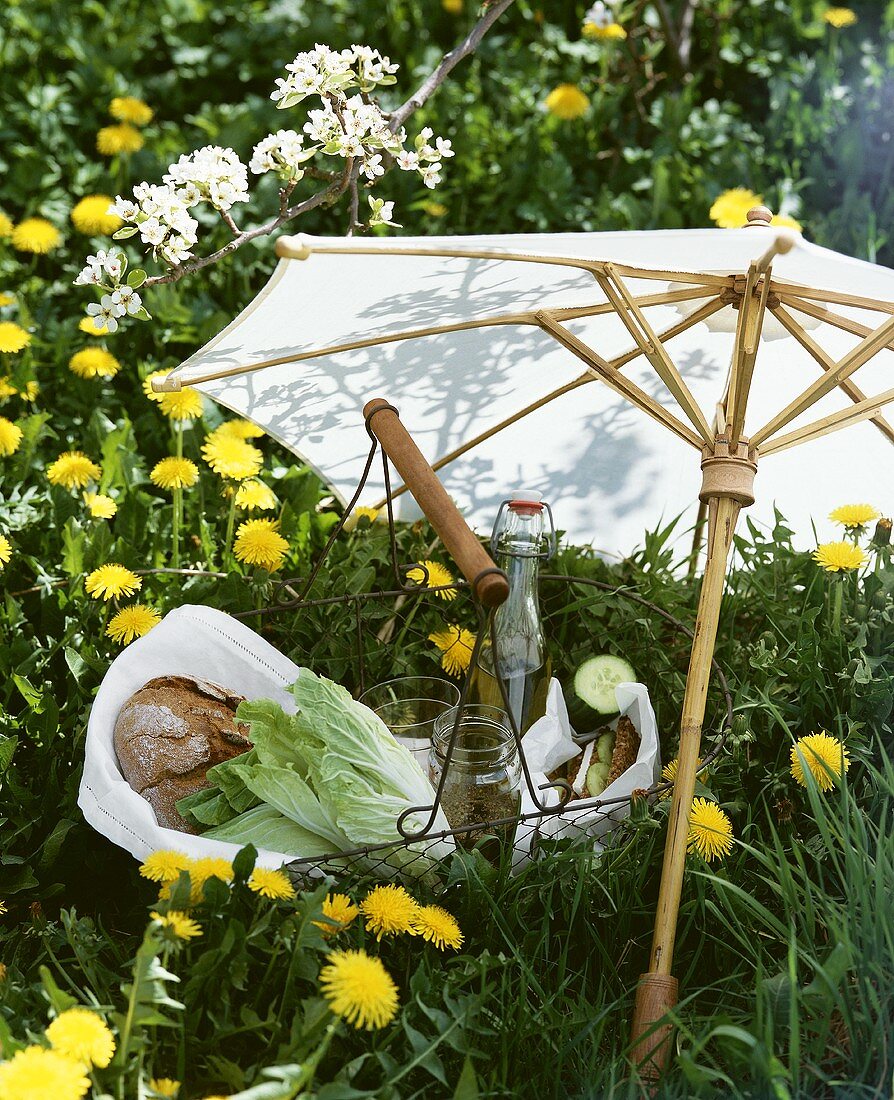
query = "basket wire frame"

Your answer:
(234, 431), (733, 883)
